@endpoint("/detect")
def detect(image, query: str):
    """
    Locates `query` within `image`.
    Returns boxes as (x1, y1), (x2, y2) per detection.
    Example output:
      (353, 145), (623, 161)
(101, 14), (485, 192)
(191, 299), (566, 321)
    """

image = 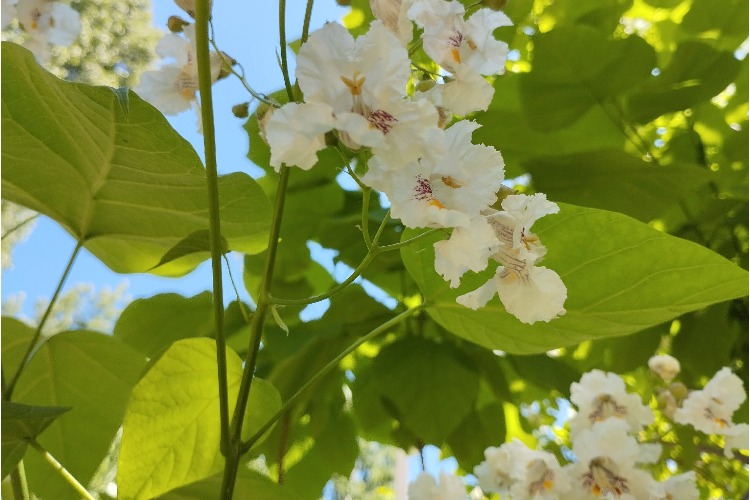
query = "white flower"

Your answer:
(568, 370), (654, 437)
(474, 441), (527, 495)
(434, 217), (499, 287)
(457, 264), (567, 323)
(648, 354), (681, 382)
(508, 447), (572, 500)
(563, 419), (660, 500)
(292, 22), (440, 168)
(370, 0), (413, 45)
(408, 472), (466, 500)
(408, 0), (512, 114)
(438, 71), (496, 116)
(364, 120), (504, 228)
(135, 25), (224, 115)
(657, 471), (699, 500)
(17, 0), (81, 59)
(724, 423), (749, 458)
(409, 0), (511, 75)
(2, 0), (18, 30)
(674, 367), (746, 434)
(264, 102), (336, 170)
(454, 193), (566, 322)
